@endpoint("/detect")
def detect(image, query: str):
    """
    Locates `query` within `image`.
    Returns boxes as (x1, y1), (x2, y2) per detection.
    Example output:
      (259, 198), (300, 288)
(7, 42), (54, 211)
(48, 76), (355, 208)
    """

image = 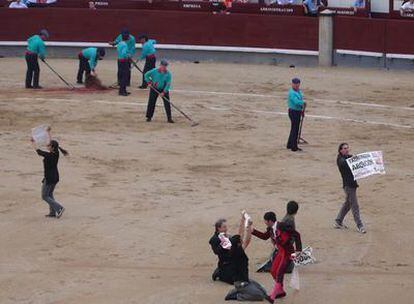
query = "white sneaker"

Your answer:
(334, 221), (348, 229)
(56, 207), (65, 219)
(357, 226), (367, 234)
